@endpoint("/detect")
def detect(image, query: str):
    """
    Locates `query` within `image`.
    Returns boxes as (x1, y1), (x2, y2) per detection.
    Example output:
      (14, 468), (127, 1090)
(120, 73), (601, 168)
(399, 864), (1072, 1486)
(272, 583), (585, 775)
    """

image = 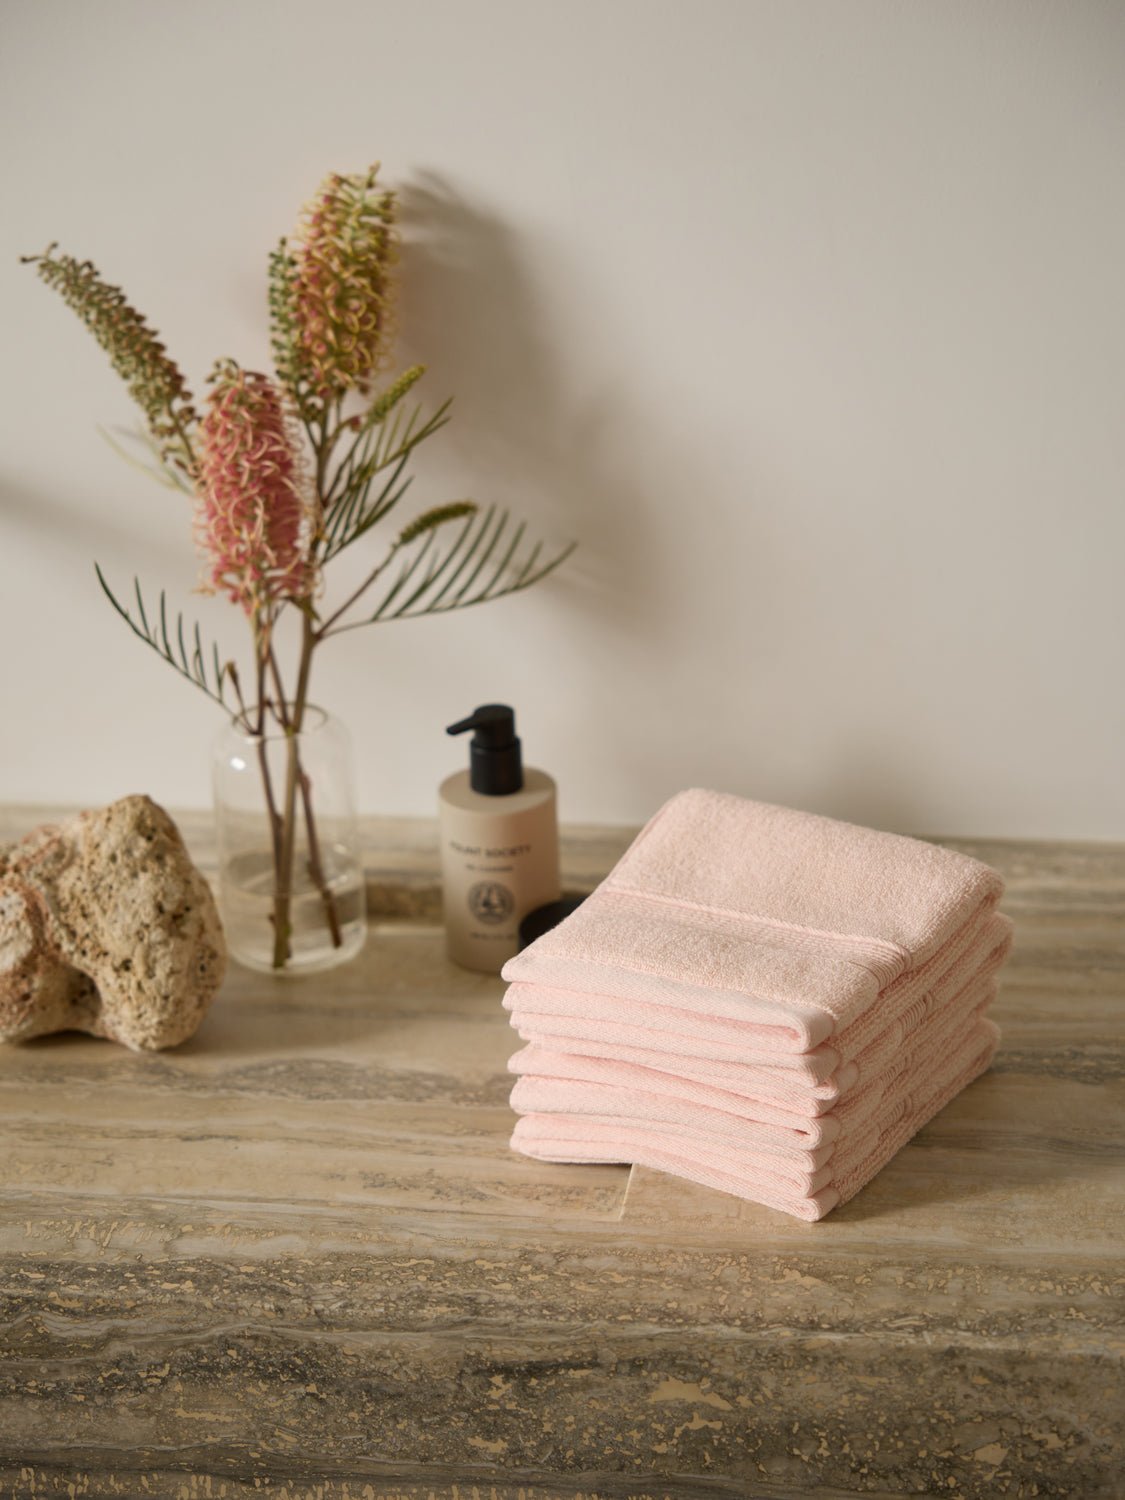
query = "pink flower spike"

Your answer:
(290, 164), (397, 403)
(195, 361), (312, 618)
